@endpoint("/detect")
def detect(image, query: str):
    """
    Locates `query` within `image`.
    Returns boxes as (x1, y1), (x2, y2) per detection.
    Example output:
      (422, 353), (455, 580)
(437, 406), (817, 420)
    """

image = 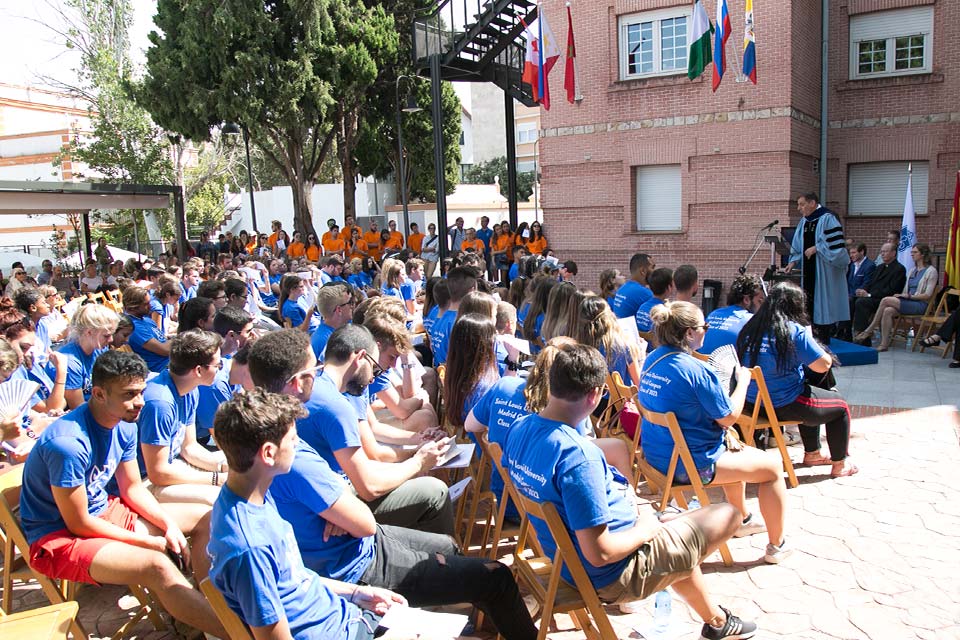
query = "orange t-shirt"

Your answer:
(322, 237), (346, 255)
(384, 236), (404, 252)
(287, 242), (305, 259)
(348, 239), (369, 261)
(388, 231), (404, 248)
(343, 225), (362, 240)
(461, 239), (485, 253)
(407, 232), (425, 254)
(305, 245), (321, 263)
(363, 231), (383, 260)
(267, 231), (280, 251)
(526, 237), (548, 255)
(245, 241), (257, 254)
(493, 234), (512, 255)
